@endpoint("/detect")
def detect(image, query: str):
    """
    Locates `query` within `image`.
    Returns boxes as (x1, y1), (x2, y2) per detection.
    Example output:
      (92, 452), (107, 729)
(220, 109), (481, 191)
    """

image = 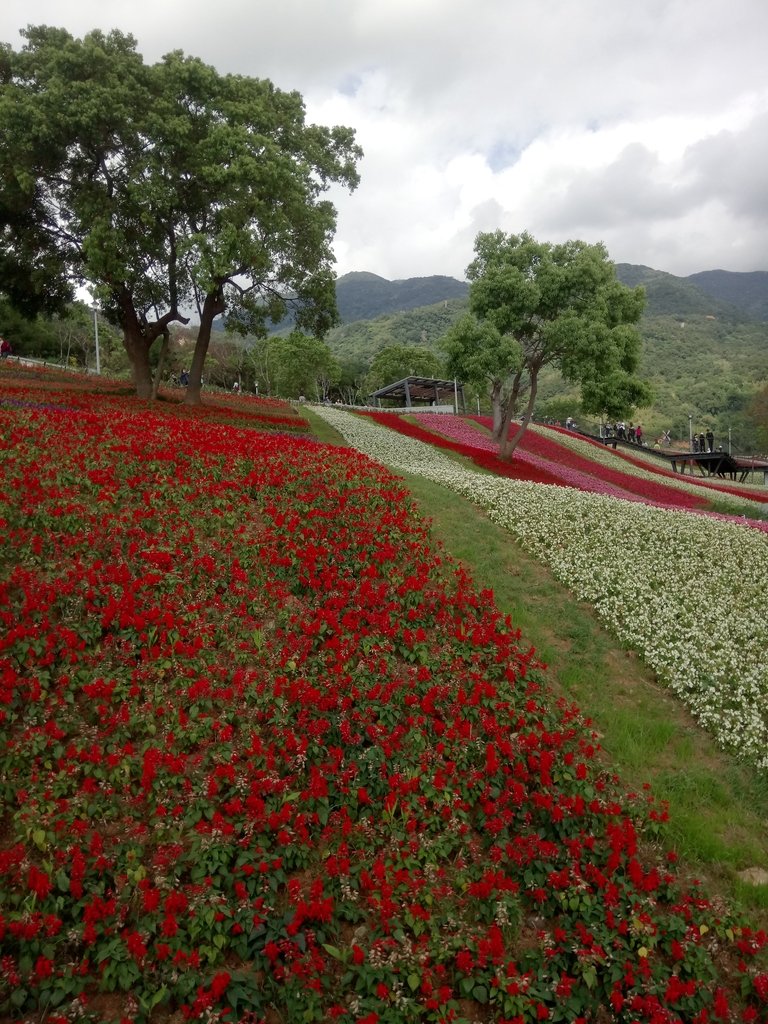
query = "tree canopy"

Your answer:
(442, 312), (522, 435)
(444, 231), (651, 458)
(269, 331), (341, 401)
(362, 344), (445, 399)
(0, 26), (361, 400)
